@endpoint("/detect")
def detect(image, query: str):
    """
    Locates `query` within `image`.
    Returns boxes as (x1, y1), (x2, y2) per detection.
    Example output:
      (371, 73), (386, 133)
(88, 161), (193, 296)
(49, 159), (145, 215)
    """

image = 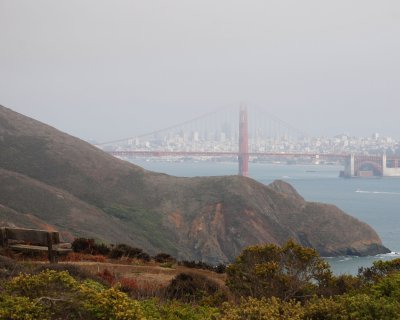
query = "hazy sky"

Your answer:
(1, 1), (399, 142)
